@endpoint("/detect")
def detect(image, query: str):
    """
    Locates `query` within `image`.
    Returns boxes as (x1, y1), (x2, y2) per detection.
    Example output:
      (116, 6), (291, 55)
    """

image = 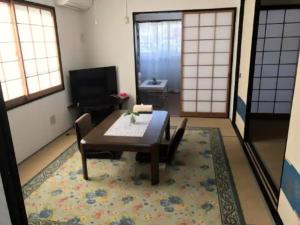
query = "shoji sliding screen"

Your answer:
(251, 9), (300, 115)
(181, 9), (235, 117)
